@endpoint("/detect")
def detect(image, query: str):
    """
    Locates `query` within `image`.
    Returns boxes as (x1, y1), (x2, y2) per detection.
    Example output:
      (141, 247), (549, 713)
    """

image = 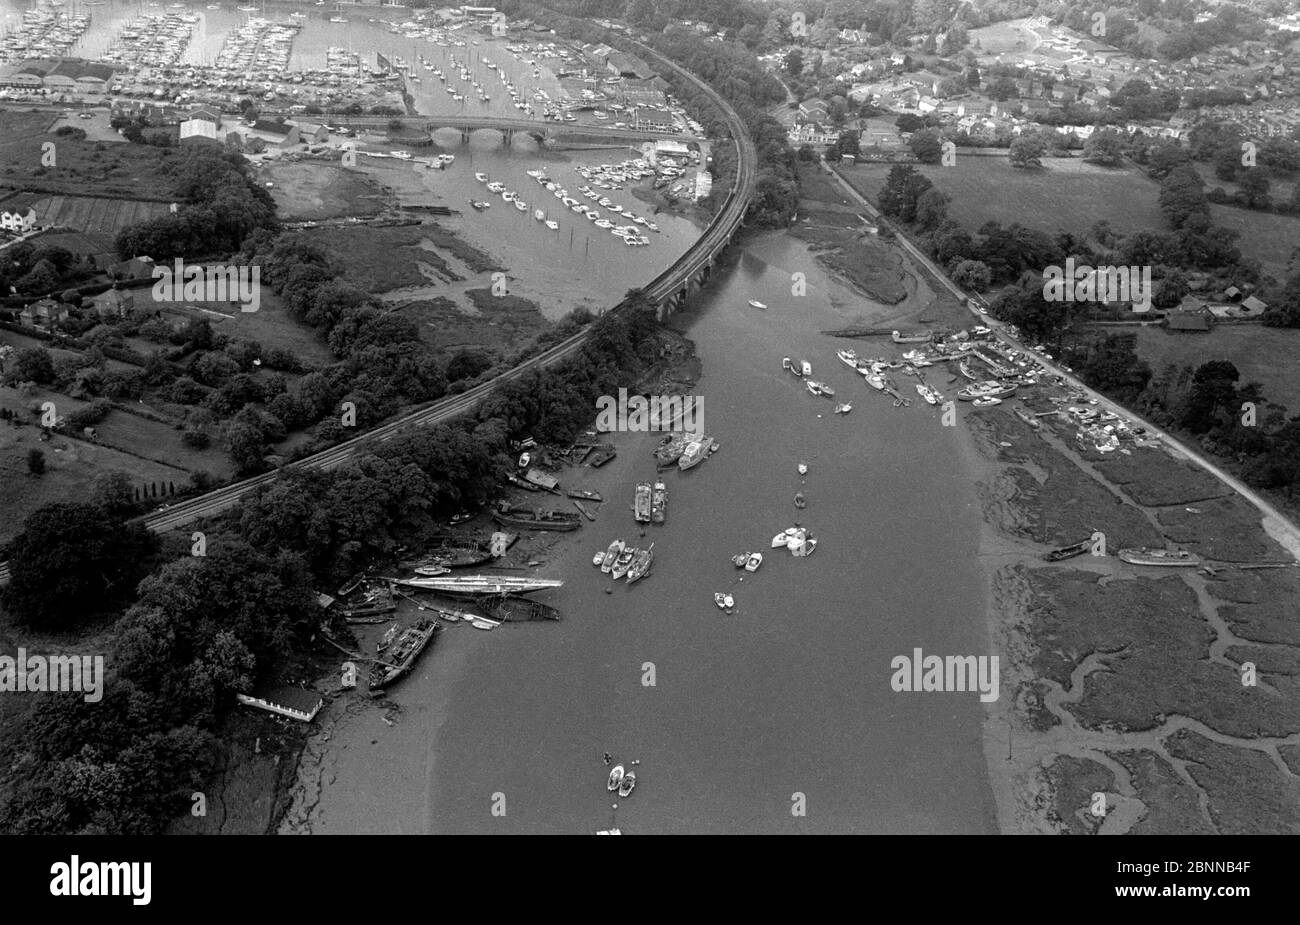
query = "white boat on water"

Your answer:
(797, 462), (808, 475)
(801, 360), (813, 377)
(678, 436), (714, 471)
(747, 299), (766, 309)
(744, 552), (762, 572)
(837, 349), (858, 368)
(601, 539), (624, 574)
(544, 220), (559, 230)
